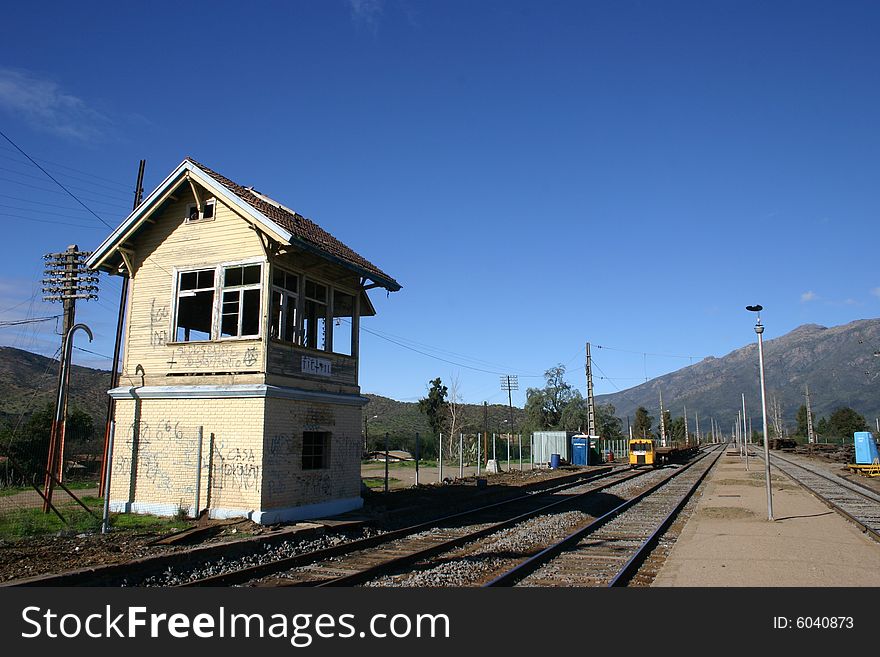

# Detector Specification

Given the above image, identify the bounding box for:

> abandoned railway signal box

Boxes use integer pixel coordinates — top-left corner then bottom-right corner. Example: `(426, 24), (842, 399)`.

(87, 158), (400, 523)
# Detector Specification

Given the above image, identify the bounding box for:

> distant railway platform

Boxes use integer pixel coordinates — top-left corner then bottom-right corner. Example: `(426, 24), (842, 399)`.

(651, 451), (880, 586)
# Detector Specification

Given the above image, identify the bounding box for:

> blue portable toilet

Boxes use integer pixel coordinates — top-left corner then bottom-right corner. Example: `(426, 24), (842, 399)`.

(853, 432), (880, 464)
(571, 436), (588, 466)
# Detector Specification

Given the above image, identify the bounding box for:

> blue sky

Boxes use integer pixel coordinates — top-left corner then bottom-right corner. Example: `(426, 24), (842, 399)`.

(0, 1), (878, 408)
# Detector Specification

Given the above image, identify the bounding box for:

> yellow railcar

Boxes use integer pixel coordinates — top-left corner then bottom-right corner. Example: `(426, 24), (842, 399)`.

(629, 439), (656, 467)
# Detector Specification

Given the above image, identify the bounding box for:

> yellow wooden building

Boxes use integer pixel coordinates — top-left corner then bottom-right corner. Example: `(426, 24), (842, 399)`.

(87, 158), (400, 523)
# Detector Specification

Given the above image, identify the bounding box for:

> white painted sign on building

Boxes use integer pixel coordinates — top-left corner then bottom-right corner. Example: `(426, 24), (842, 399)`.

(302, 355), (332, 377)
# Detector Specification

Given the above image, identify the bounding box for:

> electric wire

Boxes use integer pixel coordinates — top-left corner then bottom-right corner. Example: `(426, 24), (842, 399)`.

(0, 130), (117, 228)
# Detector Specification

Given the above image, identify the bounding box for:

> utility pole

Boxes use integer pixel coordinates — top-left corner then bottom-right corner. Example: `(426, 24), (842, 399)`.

(585, 342), (596, 437)
(483, 401), (489, 465)
(99, 159), (145, 497)
(41, 246), (98, 510)
(683, 404), (688, 446)
(695, 411), (701, 445)
(805, 385), (816, 445)
(659, 389), (667, 447)
(500, 375), (518, 455)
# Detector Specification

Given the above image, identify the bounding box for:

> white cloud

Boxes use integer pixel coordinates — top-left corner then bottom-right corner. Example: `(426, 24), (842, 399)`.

(0, 68), (111, 141)
(349, 0), (384, 32)
(800, 291), (817, 302)
(871, 287), (880, 298)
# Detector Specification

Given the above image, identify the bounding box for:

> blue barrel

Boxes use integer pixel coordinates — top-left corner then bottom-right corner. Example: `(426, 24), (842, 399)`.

(550, 453), (561, 469)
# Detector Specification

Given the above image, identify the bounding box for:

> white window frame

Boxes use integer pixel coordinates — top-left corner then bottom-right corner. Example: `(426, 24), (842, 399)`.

(185, 197), (216, 224)
(170, 258), (265, 343)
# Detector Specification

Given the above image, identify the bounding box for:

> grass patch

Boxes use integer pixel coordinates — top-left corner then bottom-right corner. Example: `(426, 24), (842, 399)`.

(362, 477), (401, 489)
(0, 507), (101, 540)
(0, 494), (192, 540)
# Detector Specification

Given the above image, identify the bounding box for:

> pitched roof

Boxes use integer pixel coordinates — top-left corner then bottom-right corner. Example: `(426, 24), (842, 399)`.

(185, 157), (400, 291)
(87, 158), (400, 292)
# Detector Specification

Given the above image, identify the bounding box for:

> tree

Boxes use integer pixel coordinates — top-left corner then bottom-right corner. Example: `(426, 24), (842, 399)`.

(656, 409), (673, 442)
(632, 406), (653, 439)
(668, 416), (686, 443)
(826, 407), (868, 440)
(418, 378), (448, 439)
(559, 392), (588, 432)
(595, 403), (624, 440)
(524, 364), (577, 431)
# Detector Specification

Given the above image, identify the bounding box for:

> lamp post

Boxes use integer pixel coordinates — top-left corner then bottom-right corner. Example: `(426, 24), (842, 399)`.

(747, 305), (774, 521)
(363, 414), (377, 454)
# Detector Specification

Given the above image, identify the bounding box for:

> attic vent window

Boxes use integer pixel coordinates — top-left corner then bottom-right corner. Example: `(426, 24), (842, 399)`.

(187, 198), (215, 223)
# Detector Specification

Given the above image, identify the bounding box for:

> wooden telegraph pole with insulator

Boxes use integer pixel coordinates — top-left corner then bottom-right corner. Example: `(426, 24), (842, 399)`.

(41, 245), (98, 511)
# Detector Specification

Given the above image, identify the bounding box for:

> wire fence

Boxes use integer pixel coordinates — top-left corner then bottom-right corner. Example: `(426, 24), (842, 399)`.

(0, 416), (104, 538)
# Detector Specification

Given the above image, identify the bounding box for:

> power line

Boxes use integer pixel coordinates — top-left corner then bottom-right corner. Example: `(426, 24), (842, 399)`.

(0, 164), (131, 202)
(0, 144), (131, 189)
(359, 323), (542, 377)
(0, 315), (61, 328)
(0, 211), (107, 229)
(595, 343), (710, 361)
(0, 175), (128, 212)
(0, 130), (116, 228)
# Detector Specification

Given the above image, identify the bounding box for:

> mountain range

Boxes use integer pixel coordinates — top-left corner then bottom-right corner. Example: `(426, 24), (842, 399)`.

(1, 317), (877, 438)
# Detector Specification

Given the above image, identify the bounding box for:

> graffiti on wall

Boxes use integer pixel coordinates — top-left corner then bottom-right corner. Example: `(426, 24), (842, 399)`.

(114, 418), (199, 498)
(149, 299), (169, 348)
(211, 440), (261, 494)
(166, 344), (259, 371)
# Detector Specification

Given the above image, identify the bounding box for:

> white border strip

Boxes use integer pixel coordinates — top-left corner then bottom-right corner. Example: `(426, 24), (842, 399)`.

(108, 383), (369, 407)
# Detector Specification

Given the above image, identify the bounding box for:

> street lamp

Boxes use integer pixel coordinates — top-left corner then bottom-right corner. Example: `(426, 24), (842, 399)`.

(746, 304), (774, 521)
(363, 414), (378, 453)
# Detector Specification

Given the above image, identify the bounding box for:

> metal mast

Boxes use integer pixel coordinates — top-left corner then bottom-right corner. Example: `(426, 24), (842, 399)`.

(585, 342), (596, 436)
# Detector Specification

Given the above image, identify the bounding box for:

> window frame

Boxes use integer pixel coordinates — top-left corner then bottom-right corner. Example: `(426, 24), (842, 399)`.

(302, 431), (330, 470)
(185, 197), (216, 224)
(269, 265), (359, 357)
(170, 258), (265, 344)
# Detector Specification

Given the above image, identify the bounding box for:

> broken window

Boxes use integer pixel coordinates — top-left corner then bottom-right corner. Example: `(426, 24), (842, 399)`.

(175, 269), (215, 342)
(270, 268), (299, 343)
(302, 431), (330, 470)
(302, 279), (328, 351)
(186, 198), (215, 222)
(220, 264), (262, 338)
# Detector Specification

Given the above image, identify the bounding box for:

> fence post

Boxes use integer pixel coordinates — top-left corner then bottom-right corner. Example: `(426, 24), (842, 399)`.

(205, 433), (215, 511)
(477, 433), (481, 476)
(384, 432), (390, 494)
(507, 434), (510, 471)
(519, 434), (522, 471)
(193, 426), (203, 519)
(459, 433), (464, 479)
(439, 433), (443, 483)
(493, 433), (496, 460)
(415, 432), (420, 487)
(101, 421), (115, 534)
(530, 434), (533, 470)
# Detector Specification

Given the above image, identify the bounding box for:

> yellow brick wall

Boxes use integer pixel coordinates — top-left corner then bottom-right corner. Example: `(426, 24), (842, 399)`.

(261, 397), (362, 509)
(110, 397), (265, 516)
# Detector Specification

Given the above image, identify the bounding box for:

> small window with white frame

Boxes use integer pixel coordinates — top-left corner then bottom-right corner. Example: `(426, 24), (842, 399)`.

(186, 197), (216, 223)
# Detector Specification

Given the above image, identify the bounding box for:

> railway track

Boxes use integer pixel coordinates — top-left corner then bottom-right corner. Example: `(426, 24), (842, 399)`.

(180, 466), (645, 587)
(484, 444), (724, 587)
(237, 446), (720, 588)
(761, 451), (880, 541)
